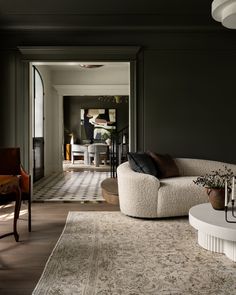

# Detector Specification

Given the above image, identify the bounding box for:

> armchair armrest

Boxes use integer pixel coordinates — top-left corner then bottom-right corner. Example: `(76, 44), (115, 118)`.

(117, 162), (160, 218)
(20, 166), (30, 193)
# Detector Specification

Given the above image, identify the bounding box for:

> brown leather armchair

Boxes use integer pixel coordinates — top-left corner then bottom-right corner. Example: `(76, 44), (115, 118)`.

(0, 147), (31, 232)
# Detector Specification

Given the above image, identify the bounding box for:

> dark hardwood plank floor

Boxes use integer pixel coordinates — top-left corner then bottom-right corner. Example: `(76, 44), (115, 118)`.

(0, 201), (119, 295)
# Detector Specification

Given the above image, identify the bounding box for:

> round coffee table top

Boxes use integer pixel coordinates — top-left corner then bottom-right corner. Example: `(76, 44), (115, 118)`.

(189, 203), (236, 241)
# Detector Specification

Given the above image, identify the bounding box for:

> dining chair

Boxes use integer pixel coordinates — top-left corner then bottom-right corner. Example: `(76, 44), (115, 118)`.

(71, 144), (89, 165)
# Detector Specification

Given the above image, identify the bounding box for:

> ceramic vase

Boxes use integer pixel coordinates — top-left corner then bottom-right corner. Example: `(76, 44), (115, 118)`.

(206, 188), (225, 210)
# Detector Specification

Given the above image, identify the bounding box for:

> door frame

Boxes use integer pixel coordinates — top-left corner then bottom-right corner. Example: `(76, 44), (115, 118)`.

(32, 66), (45, 181)
(18, 46), (141, 176)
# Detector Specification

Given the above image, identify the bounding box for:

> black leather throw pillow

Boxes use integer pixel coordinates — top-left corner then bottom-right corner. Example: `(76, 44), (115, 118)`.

(127, 152), (158, 177)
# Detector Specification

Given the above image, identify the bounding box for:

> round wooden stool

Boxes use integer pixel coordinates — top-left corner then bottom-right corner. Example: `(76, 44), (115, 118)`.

(101, 177), (119, 205)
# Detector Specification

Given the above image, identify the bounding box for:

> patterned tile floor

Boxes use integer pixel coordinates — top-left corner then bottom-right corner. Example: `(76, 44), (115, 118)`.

(33, 170), (110, 202)
(63, 160), (111, 172)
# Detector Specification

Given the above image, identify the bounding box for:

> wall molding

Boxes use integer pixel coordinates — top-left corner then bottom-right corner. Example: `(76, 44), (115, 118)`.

(18, 46), (141, 61)
(53, 84), (129, 96)
(2, 14), (221, 33)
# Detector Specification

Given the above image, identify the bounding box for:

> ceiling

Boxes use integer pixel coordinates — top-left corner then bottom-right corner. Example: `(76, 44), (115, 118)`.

(34, 62), (129, 71)
(34, 62), (129, 73)
(0, 0), (220, 31)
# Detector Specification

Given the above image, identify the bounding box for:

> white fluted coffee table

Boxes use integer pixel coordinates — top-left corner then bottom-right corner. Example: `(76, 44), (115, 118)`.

(189, 203), (236, 262)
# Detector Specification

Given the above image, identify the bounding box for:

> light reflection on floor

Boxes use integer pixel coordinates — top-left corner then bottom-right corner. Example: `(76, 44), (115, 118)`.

(0, 203), (27, 221)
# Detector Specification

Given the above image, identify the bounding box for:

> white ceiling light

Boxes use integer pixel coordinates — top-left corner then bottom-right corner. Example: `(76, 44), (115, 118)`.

(79, 64), (104, 68)
(212, 0), (236, 28)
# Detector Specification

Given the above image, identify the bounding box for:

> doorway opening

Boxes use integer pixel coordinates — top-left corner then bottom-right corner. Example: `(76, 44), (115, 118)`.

(30, 61), (130, 181)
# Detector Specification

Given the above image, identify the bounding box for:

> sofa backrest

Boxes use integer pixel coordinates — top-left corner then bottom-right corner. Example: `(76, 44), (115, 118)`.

(175, 158), (236, 176)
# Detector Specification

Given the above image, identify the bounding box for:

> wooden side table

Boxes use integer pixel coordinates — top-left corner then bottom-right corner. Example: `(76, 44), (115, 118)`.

(0, 175), (22, 242)
(101, 177), (119, 205)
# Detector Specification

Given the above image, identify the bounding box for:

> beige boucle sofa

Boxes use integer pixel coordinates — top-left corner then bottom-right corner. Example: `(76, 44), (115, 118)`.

(117, 158), (236, 218)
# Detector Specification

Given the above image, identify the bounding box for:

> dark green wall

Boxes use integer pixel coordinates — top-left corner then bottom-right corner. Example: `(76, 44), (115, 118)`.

(0, 50), (29, 167)
(0, 51), (16, 146)
(1, 29), (236, 164)
(63, 96), (129, 143)
(144, 50), (236, 162)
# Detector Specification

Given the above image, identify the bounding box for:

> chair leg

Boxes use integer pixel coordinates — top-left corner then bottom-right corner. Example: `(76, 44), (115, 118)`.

(84, 151), (89, 165)
(13, 188), (21, 242)
(28, 200), (31, 232)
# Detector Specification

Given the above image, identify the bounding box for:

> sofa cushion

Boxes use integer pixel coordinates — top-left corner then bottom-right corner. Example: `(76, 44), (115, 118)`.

(147, 151), (180, 178)
(157, 176), (208, 217)
(127, 152), (158, 177)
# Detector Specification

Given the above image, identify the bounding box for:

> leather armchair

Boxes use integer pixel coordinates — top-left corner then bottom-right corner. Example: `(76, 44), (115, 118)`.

(0, 147), (31, 232)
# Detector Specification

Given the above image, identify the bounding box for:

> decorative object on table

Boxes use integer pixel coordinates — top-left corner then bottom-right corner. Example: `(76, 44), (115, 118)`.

(193, 166), (234, 210)
(206, 188), (225, 210)
(224, 176), (236, 223)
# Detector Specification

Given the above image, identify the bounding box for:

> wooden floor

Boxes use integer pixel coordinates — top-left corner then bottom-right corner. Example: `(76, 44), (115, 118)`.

(0, 201), (120, 295)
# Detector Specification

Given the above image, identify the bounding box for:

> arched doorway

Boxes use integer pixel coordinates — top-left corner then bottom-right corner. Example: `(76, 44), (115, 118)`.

(32, 66), (44, 181)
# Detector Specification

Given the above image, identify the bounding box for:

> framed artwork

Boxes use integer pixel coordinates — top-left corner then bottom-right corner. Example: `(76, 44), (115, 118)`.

(81, 109), (116, 143)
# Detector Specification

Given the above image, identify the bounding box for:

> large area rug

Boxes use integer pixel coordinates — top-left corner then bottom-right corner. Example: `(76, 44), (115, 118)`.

(33, 171), (109, 202)
(33, 212), (236, 295)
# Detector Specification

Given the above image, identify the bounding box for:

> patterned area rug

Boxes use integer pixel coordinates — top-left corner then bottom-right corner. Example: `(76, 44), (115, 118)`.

(33, 171), (110, 202)
(33, 212), (236, 295)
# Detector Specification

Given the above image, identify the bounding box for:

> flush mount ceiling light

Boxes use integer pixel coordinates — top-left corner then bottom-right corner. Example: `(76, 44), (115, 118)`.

(212, 0), (236, 28)
(79, 64), (104, 68)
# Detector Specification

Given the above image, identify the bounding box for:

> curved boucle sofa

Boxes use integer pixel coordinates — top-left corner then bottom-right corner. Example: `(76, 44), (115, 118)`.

(117, 158), (236, 218)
